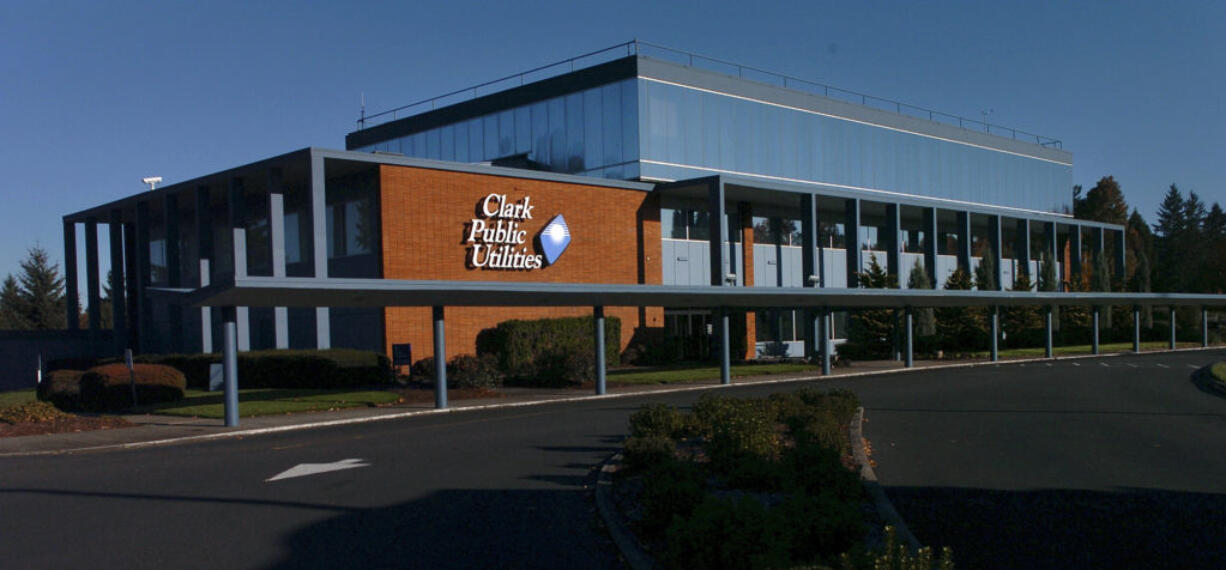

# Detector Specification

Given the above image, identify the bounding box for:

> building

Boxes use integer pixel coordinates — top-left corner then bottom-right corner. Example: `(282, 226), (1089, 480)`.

(62, 41), (1125, 362)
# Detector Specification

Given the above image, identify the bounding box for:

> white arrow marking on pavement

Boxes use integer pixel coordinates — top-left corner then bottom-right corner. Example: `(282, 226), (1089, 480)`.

(1156, 363), (1169, 368)
(1072, 362), (1080, 367)
(1128, 364), (1138, 368)
(1100, 362), (1110, 367)
(266, 458), (370, 482)
(1187, 364), (1199, 369)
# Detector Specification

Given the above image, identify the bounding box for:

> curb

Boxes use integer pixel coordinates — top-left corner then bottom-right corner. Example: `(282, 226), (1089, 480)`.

(594, 453), (654, 570)
(4, 346), (1221, 457)
(851, 406), (921, 551)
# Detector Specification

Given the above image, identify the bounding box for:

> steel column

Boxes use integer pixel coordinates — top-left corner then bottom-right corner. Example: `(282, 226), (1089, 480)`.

(1092, 306), (1100, 355)
(1045, 306), (1054, 358)
(904, 307), (914, 368)
(1203, 308), (1209, 348)
(990, 306), (999, 362)
(594, 306), (606, 395)
(63, 220), (78, 330)
(1016, 219), (1031, 280)
(719, 309), (731, 385)
(801, 194), (821, 358)
(989, 215), (1002, 290)
(1169, 307), (1177, 349)
(1069, 225), (1082, 282)
(1133, 305), (1141, 353)
(433, 305), (447, 409)
(819, 309), (831, 376)
(885, 203), (901, 284)
(222, 306), (239, 427)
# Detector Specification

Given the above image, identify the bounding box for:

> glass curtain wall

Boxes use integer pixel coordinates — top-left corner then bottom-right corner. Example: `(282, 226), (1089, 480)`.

(638, 80), (1072, 213)
(358, 79), (640, 181)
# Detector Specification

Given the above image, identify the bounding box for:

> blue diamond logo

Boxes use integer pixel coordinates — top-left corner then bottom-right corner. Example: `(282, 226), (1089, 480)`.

(539, 214), (571, 265)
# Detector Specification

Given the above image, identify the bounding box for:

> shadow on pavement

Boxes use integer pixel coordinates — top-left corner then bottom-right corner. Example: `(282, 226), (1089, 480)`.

(885, 485), (1226, 569)
(266, 488), (624, 569)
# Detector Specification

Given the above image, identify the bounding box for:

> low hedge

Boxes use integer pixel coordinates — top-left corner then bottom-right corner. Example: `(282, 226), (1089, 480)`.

(409, 354), (503, 389)
(40, 364), (185, 412)
(476, 316), (620, 387)
(79, 363), (186, 412)
(54, 349), (392, 390)
(38, 369), (85, 410)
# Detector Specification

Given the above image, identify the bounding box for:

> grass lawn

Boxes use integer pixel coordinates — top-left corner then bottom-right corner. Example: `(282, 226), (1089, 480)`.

(1211, 361), (1226, 385)
(607, 362), (817, 385)
(0, 389), (37, 408)
(145, 389), (403, 419)
(978, 340), (1202, 359)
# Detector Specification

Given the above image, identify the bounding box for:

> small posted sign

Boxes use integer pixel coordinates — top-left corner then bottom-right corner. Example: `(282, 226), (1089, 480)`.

(392, 343), (413, 367)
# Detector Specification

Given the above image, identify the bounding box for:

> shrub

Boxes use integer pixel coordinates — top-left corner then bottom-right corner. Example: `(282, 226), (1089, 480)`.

(534, 348), (596, 387)
(410, 357), (436, 382)
(621, 327), (679, 365)
(638, 460), (707, 534)
(38, 369), (84, 410)
(0, 401), (69, 424)
(663, 495), (790, 570)
(124, 349), (391, 390)
(622, 435), (675, 471)
(628, 403), (691, 440)
(693, 395), (781, 486)
(476, 315), (620, 385)
(447, 354), (502, 389)
(79, 363), (186, 412)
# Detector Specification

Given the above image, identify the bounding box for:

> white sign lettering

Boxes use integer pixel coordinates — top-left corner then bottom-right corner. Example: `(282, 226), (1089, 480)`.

(466, 193), (546, 270)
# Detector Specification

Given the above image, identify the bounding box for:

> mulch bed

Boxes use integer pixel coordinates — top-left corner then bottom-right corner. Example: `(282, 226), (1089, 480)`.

(0, 416), (135, 438)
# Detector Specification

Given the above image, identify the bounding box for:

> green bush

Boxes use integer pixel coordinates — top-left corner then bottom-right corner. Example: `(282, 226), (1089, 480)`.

(663, 495), (791, 570)
(116, 349), (391, 390)
(476, 315), (620, 386)
(38, 369), (84, 410)
(410, 356), (436, 381)
(622, 435), (675, 471)
(628, 403), (691, 440)
(78, 363), (186, 412)
(692, 395), (781, 480)
(446, 354), (502, 389)
(621, 326), (679, 365)
(638, 460), (707, 534)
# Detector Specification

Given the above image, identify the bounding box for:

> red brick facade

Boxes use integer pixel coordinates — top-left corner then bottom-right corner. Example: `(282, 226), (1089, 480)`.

(379, 164), (663, 360)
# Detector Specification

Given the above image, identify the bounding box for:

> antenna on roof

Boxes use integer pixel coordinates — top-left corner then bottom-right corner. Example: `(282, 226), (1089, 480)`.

(359, 92), (366, 129)
(141, 176), (162, 191)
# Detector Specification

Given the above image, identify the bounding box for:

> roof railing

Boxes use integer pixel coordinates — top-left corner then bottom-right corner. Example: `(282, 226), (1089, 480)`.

(357, 39), (1062, 149)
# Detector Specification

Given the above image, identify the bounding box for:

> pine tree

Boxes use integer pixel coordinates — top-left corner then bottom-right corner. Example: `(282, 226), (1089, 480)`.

(848, 254), (895, 356)
(935, 268), (984, 351)
(0, 276), (29, 329)
(974, 248), (997, 291)
(906, 258), (936, 336)
(1153, 185), (1189, 293)
(1003, 272), (1041, 346)
(15, 246), (66, 329)
(1037, 252), (1057, 292)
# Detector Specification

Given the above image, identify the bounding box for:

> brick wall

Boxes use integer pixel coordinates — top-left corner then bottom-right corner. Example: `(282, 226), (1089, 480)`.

(379, 165), (663, 360)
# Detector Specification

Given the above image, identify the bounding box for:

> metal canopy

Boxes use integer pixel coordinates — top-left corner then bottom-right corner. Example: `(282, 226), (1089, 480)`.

(162, 277), (1226, 310)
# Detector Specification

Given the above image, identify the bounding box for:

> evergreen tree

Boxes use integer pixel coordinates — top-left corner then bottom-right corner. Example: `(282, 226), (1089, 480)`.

(906, 258), (936, 336)
(1076, 176), (1129, 225)
(848, 254), (895, 356)
(974, 248), (997, 291)
(935, 267), (984, 351)
(1037, 252), (1057, 292)
(1153, 185), (1190, 292)
(1003, 272), (1042, 346)
(0, 276), (29, 330)
(14, 246), (66, 329)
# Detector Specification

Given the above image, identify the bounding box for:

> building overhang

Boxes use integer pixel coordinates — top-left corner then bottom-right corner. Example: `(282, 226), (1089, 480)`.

(158, 276), (1226, 310)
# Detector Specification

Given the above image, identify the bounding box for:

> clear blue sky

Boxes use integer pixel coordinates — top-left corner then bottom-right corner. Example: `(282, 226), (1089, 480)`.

(2, 0), (1223, 285)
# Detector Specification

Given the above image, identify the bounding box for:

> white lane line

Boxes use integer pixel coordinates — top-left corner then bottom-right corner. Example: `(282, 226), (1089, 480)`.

(1156, 363), (1170, 368)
